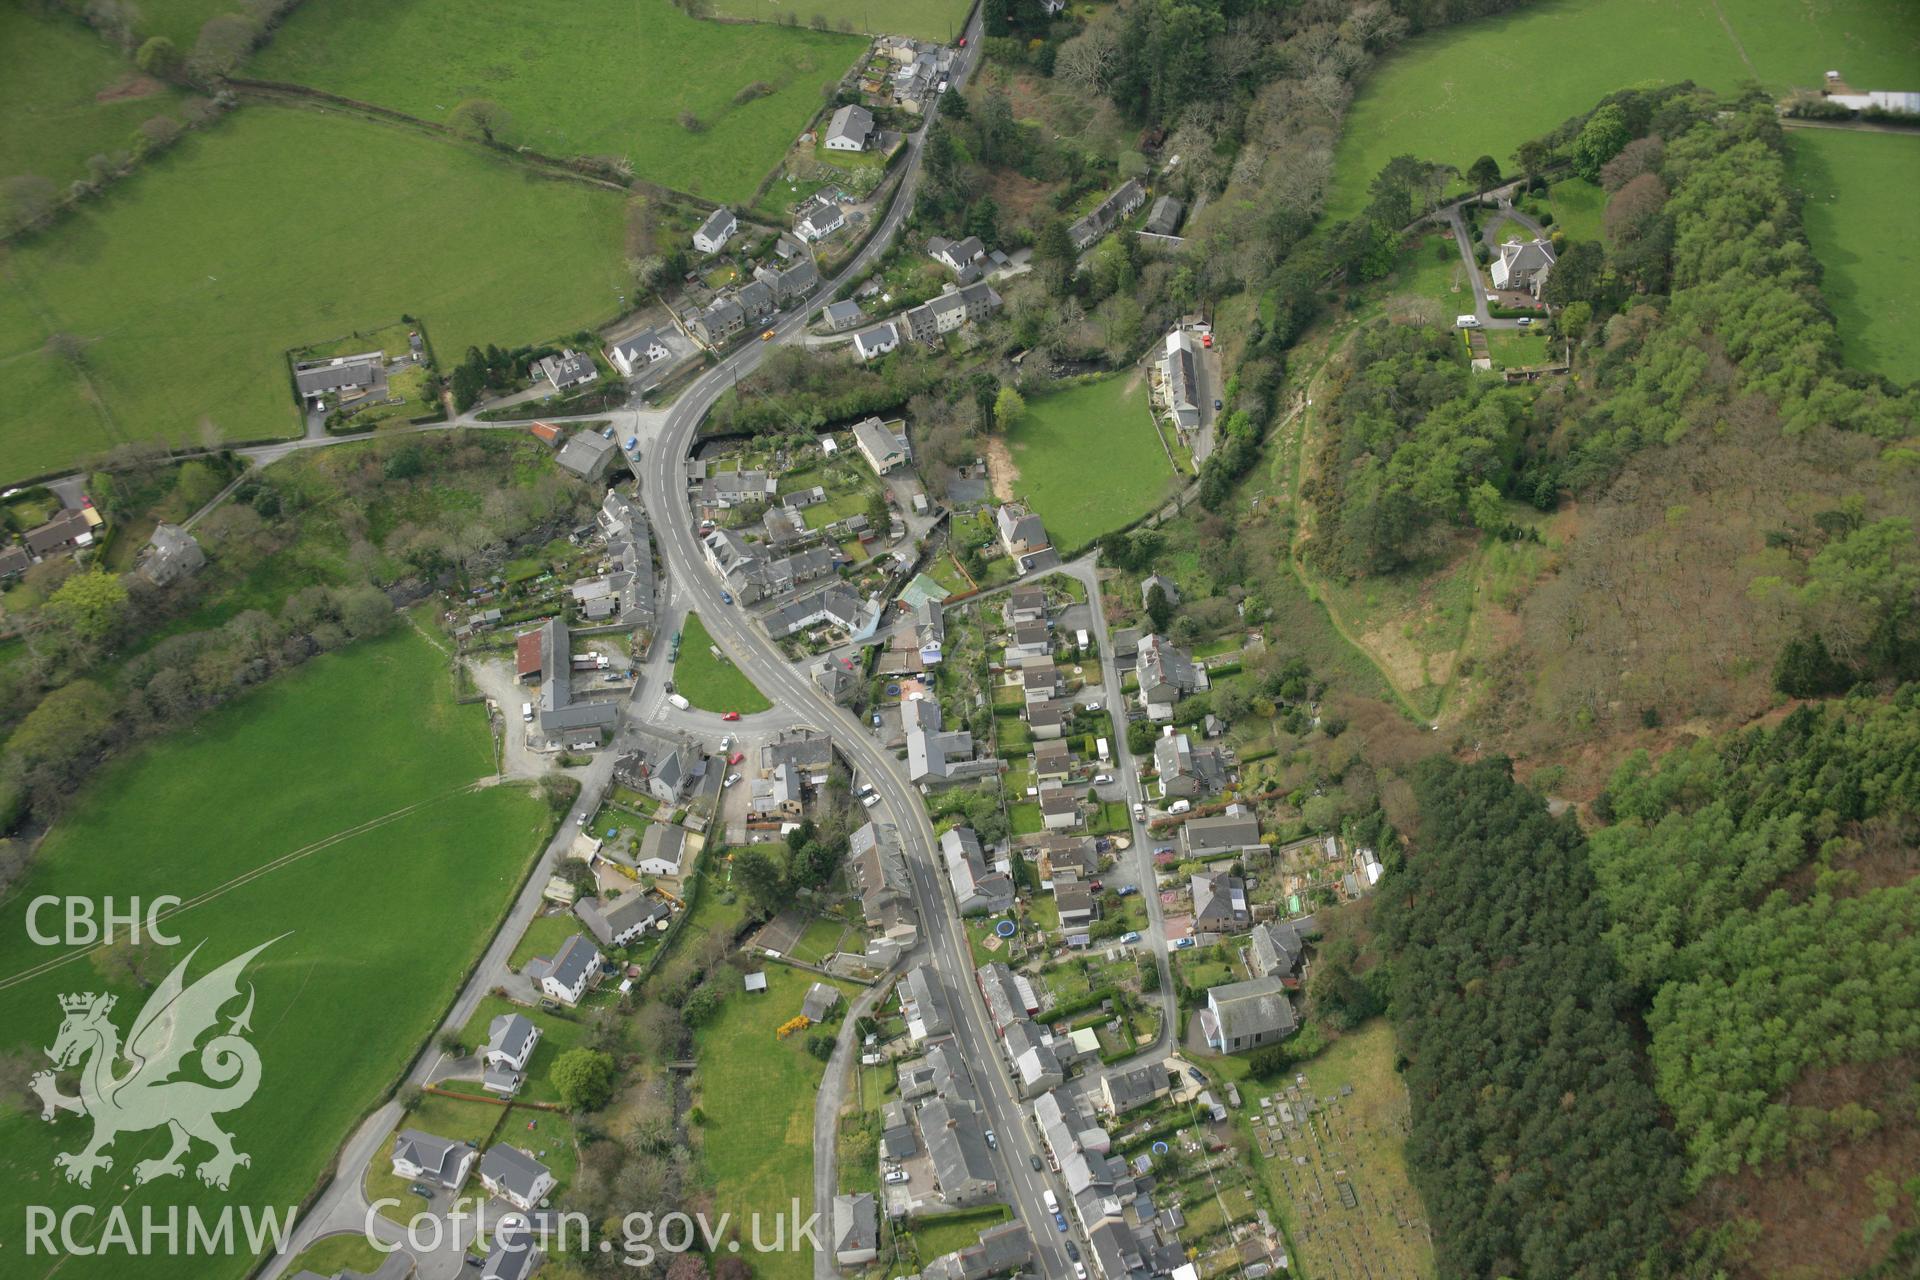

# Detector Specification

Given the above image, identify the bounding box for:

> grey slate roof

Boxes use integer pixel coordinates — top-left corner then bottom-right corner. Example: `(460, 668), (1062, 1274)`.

(478, 1144), (552, 1205)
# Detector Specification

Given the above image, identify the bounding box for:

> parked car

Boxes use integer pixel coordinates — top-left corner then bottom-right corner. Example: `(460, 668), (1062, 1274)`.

(1133, 801), (1147, 819)
(719, 590), (734, 605)
(1154, 847), (1174, 857)
(1516, 316), (1534, 326)
(885, 1170), (909, 1185)
(1065, 1241), (1081, 1263)
(984, 1129), (996, 1149)
(575, 812), (588, 826)
(1121, 931), (1141, 944)
(1213, 399), (1223, 411)
(1093, 773), (1113, 784)
(1053, 1213), (1068, 1233)
(409, 1183), (435, 1200)
(1167, 799), (1192, 815)
(1455, 314), (1482, 328)
(722, 711), (741, 721)
(724, 773), (740, 788)
(1174, 937), (1196, 950)
(667, 693), (691, 711)
(1118, 884), (1139, 896)
(1187, 1067), (1207, 1086)
(728, 751), (744, 765)
(1030, 1154), (1043, 1171)
(862, 793), (881, 808)
(521, 701), (534, 722)
(1075, 1265), (1088, 1280)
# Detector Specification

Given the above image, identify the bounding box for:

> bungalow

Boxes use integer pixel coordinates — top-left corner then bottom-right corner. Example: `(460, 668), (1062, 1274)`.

(1160, 330), (1201, 430)
(797, 203), (847, 242)
(1490, 237), (1556, 296)
(943, 826), (1013, 915)
(293, 351), (384, 408)
(802, 981), (841, 1023)
(537, 349), (599, 393)
(823, 103), (875, 151)
(636, 824), (690, 878)
(530, 933), (602, 1006)
(1200, 976), (1295, 1053)
(1136, 633), (1199, 720)
(609, 330), (670, 377)
(478, 1145), (556, 1212)
(833, 1193), (879, 1267)
(554, 430), (620, 484)
(852, 320), (901, 362)
(823, 298), (866, 332)
(24, 508), (97, 559)
(0, 544), (32, 580)
(852, 415), (911, 474)
(693, 205), (738, 255)
(390, 1130), (477, 1191)
(1191, 872), (1250, 933)
(575, 890), (669, 948)
(1181, 811), (1261, 859)
(1039, 786), (1080, 832)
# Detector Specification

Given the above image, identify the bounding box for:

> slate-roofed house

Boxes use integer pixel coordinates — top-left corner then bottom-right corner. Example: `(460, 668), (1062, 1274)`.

(758, 256), (820, 306)
(1022, 658), (1060, 706)
(1055, 878), (1096, 927)
(690, 295), (747, 346)
(852, 320), (901, 361)
(694, 205), (738, 255)
(915, 599), (946, 665)
(849, 821), (916, 949)
(636, 823), (690, 877)
(1026, 698), (1069, 740)
(293, 351), (384, 407)
(609, 330), (671, 377)
(1101, 1062), (1170, 1115)
(1110, 626), (1142, 660)
(904, 280), (1003, 341)
(479, 1145), (556, 1212)
(1247, 917), (1312, 979)
(1490, 237), (1556, 296)
(575, 890), (669, 948)
(1005, 1018), (1064, 1097)
(905, 695), (977, 784)
(1190, 871), (1250, 933)
(748, 762), (802, 820)
(1200, 975), (1295, 1053)
(137, 523), (206, 587)
(1141, 572), (1180, 607)
(797, 203), (847, 242)
(923, 1221), (1034, 1280)
(977, 961), (1029, 1035)
(824, 103), (874, 151)
(1153, 729), (1226, 799)
(555, 430), (620, 483)
(929, 234), (987, 281)
(1034, 737), (1073, 784)
(995, 504), (1052, 571)
(1008, 617), (1051, 660)
(531, 615), (620, 742)
(532, 933), (602, 1005)
(538, 348), (599, 392)
(617, 727), (704, 805)
(762, 727), (835, 779)
(480, 1219), (541, 1280)
(1144, 194), (1184, 237)
(700, 469), (777, 510)
(882, 1099), (918, 1159)
(802, 981), (841, 1023)
(823, 298), (867, 331)
(481, 1012), (542, 1095)
(833, 1192), (879, 1267)
(903, 962), (954, 1041)
(0, 544), (30, 580)
(852, 416), (911, 474)
(944, 826), (1013, 915)
(1181, 811), (1262, 858)
(921, 1096), (999, 1205)
(391, 1129), (477, 1190)
(1068, 179), (1146, 252)
(1027, 832), (1098, 882)
(1136, 633), (1199, 719)
(766, 581), (865, 637)
(1161, 330), (1201, 429)
(1005, 583), (1047, 625)
(1040, 786), (1080, 831)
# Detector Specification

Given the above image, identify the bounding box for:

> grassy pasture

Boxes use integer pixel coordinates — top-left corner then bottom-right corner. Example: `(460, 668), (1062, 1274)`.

(709, 0), (972, 43)
(0, 626), (549, 1280)
(1327, 0), (1920, 218)
(1787, 128), (1920, 386)
(1004, 372), (1176, 553)
(674, 612), (773, 713)
(0, 6), (185, 192)
(251, 0), (865, 203)
(0, 107), (624, 481)
(689, 963), (855, 1280)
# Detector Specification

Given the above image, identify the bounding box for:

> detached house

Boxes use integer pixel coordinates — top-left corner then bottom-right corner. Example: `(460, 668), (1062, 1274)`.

(481, 1013), (541, 1095)
(537, 349), (598, 393)
(479, 1145), (556, 1213)
(1200, 976), (1295, 1054)
(391, 1130), (477, 1191)
(853, 320), (901, 362)
(609, 330), (670, 377)
(823, 103), (874, 151)
(833, 1193), (879, 1268)
(852, 416), (911, 474)
(1190, 872), (1250, 933)
(1161, 330), (1201, 429)
(575, 890), (669, 949)
(1136, 633), (1199, 720)
(995, 505), (1054, 574)
(1490, 237), (1556, 296)
(694, 206), (738, 255)
(1153, 729), (1227, 799)
(529, 933), (602, 1006)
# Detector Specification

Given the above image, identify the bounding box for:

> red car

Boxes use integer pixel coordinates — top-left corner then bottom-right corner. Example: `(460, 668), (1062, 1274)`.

(722, 712), (741, 722)
(728, 751), (744, 765)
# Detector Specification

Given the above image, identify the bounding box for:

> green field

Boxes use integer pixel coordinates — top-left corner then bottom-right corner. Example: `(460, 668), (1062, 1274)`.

(252, 0), (865, 202)
(1788, 128), (1920, 386)
(1327, 0), (1920, 217)
(0, 106), (624, 480)
(710, 0), (971, 42)
(136, 0), (250, 49)
(0, 6), (185, 193)
(674, 612), (773, 713)
(1546, 177), (1605, 243)
(0, 627), (549, 1280)
(1005, 372), (1177, 552)
(690, 964), (853, 1280)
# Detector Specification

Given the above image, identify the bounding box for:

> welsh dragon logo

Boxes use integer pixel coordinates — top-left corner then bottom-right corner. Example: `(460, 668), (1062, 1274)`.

(30, 937), (280, 1191)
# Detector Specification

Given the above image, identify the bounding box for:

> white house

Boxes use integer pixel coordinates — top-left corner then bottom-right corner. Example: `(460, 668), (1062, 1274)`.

(608, 331), (670, 377)
(391, 1130), (477, 1191)
(852, 416), (910, 474)
(823, 104), (874, 152)
(479, 1145), (556, 1212)
(532, 933), (602, 1006)
(852, 321), (901, 362)
(694, 206), (738, 255)
(797, 204), (846, 243)
(1489, 237), (1556, 296)
(481, 1012), (542, 1096)
(636, 823), (689, 878)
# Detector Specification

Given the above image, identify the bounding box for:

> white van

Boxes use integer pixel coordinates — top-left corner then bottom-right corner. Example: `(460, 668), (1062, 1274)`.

(1455, 314), (1481, 329)
(1043, 1189), (1059, 1214)
(521, 701), (533, 722)
(1167, 799), (1192, 815)
(667, 693), (691, 711)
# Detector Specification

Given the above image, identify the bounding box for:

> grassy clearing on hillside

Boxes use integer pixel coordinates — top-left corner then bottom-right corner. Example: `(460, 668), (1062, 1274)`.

(1005, 373), (1176, 552)
(1327, 0), (1920, 217)
(709, 0), (971, 43)
(690, 964), (854, 1280)
(1787, 128), (1920, 386)
(1546, 177), (1605, 243)
(674, 612), (773, 713)
(0, 107), (624, 480)
(0, 627), (549, 1280)
(0, 6), (185, 191)
(252, 0), (864, 203)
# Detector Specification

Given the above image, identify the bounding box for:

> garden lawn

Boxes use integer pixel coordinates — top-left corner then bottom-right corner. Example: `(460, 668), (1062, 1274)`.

(457, 994), (598, 1107)
(910, 1206), (1013, 1259)
(1547, 178), (1606, 244)
(509, 911), (587, 969)
(0, 626), (550, 1280)
(366, 1093), (507, 1222)
(691, 965), (855, 1280)
(1787, 128), (1920, 386)
(709, 0), (972, 43)
(0, 6), (185, 192)
(0, 106), (625, 479)
(1005, 373), (1176, 552)
(1327, 0), (1920, 217)
(251, 0), (865, 203)
(674, 612), (773, 713)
